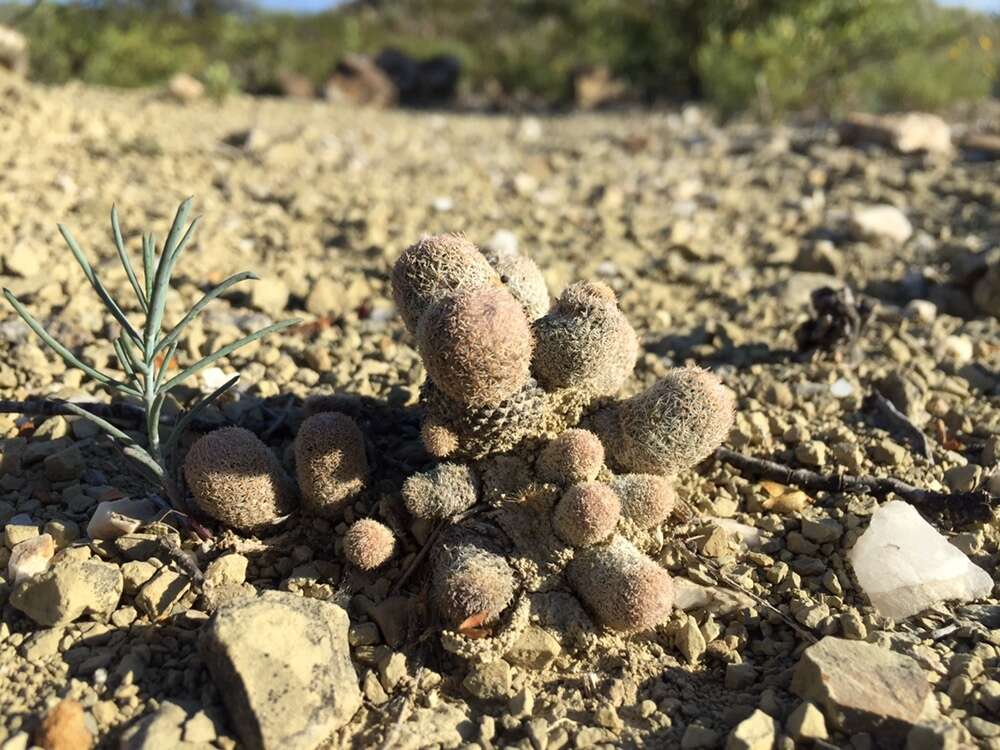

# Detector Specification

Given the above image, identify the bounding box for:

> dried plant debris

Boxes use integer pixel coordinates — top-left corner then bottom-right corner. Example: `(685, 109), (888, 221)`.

(2, 84), (1000, 750)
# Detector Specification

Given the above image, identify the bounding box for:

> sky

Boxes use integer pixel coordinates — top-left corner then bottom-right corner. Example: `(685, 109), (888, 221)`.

(257, 0), (1000, 12)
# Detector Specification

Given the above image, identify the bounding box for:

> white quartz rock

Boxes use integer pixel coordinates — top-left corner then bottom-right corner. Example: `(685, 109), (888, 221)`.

(8, 533), (55, 583)
(849, 501), (992, 620)
(87, 498), (160, 540)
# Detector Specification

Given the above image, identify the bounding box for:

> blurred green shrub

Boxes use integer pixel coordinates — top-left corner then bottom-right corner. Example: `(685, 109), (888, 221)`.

(697, 0), (997, 117)
(10, 0), (1000, 114)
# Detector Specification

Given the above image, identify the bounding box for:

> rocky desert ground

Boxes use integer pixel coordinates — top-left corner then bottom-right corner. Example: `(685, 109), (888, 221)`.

(1, 70), (1000, 750)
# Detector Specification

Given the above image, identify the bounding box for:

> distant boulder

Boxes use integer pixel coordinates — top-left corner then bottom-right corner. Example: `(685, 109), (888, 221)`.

(325, 53), (396, 108)
(839, 112), (953, 155)
(375, 48), (461, 106)
(277, 71), (315, 99)
(0, 26), (28, 77)
(166, 72), (205, 103)
(573, 66), (629, 110)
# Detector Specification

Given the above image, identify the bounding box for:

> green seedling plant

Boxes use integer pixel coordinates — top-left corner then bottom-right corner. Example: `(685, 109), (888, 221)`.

(3, 198), (299, 509)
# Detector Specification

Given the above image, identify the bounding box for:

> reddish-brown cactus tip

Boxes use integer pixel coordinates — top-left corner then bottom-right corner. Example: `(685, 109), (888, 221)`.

(183, 426), (296, 533)
(343, 519), (396, 570)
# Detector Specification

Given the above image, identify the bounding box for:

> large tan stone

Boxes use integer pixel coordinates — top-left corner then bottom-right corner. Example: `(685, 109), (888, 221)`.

(201, 591), (361, 750)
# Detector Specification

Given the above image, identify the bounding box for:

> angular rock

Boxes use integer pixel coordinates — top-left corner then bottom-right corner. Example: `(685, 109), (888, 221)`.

(87, 498), (159, 540)
(850, 205), (912, 245)
(119, 702), (205, 750)
(726, 709), (777, 750)
(786, 701), (828, 742)
(791, 637), (933, 740)
(849, 501), (992, 620)
(10, 558), (122, 626)
(43, 445), (84, 482)
(505, 625), (562, 670)
(204, 554), (248, 587)
(136, 568), (191, 620)
(4, 513), (38, 548)
(463, 660), (511, 701)
(8, 533), (54, 583)
(201, 591), (360, 750)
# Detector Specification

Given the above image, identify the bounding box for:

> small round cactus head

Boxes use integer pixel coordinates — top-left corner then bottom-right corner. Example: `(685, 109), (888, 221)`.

(537, 429), (605, 485)
(567, 535), (674, 632)
(403, 462), (479, 520)
(343, 519), (396, 570)
(602, 367), (735, 475)
(417, 286), (533, 408)
(481, 246), (550, 321)
(552, 481), (621, 547)
(433, 538), (516, 628)
(532, 281), (638, 398)
(391, 233), (501, 334)
(421, 419), (459, 458)
(559, 280), (618, 309)
(610, 474), (676, 529)
(294, 412), (368, 517)
(184, 427), (296, 532)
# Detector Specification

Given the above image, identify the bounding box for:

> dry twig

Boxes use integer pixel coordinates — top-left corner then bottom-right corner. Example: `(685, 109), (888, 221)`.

(715, 447), (995, 524)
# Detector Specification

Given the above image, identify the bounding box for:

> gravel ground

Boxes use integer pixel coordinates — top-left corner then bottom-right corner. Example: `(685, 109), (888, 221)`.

(1, 72), (1000, 749)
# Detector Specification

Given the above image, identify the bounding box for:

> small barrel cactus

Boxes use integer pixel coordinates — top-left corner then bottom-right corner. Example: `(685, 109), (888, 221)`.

(552, 482), (621, 547)
(403, 462), (479, 520)
(391, 233), (501, 334)
(536, 428), (605, 485)
(567, 535), (674, 632)
(184, 427), (296, 532)
(481, 245), (550, 321)
(610, 474), (676, 529)
(343, 519), (396, 570)
(433, 537), (516, 628)
(294, 412), (368, 517)
(592, 367), (735, 476)
(532, 281), (638, 399)
(417, 286), (534, 408)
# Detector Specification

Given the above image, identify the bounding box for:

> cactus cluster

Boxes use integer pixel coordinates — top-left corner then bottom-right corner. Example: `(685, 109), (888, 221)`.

(183, 411), (371, 533)
(179, 231), (736, 647)
(390, 233), (736, 635)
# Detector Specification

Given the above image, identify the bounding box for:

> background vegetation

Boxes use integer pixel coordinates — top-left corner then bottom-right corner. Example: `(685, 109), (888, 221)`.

(3, 0), (998, 116)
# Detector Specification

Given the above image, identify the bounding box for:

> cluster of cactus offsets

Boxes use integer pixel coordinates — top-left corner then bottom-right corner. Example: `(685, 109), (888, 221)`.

(184, 411), (370, 531)
(183, 427), (297, 532)
(392, 233), (737, 634)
